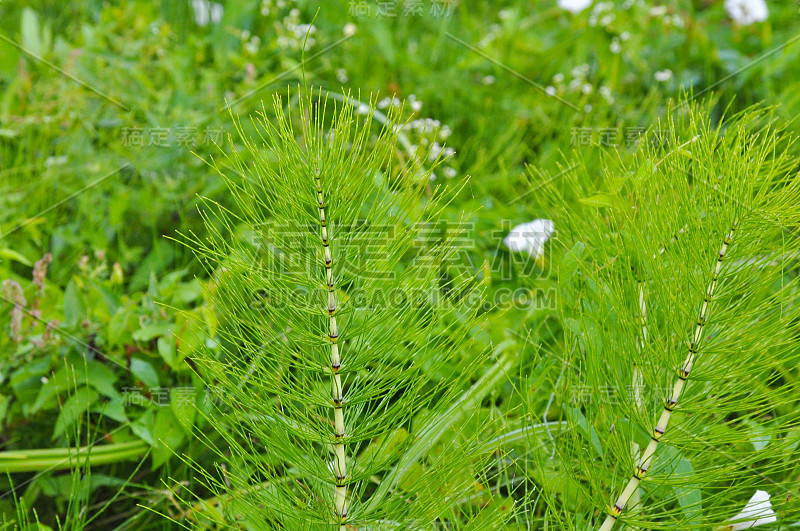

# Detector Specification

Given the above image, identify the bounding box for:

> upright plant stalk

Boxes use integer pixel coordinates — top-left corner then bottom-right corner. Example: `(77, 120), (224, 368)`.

(629, 225), (681, 519)
(185, 93), (503, 527)
(631, 278), (648, 411)
(627, 278), (648, 519)
(314, 165), (348, 528)
(599, 222), (737, 531)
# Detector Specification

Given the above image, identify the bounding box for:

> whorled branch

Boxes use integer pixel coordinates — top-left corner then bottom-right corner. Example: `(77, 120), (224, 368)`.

(599, 222), (737, 531)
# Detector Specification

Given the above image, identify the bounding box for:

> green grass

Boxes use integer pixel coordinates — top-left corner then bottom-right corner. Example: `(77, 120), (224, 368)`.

(1, 1), (800, 529)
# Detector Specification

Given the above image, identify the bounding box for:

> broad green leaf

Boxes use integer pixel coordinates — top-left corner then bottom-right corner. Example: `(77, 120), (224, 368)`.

(133, 322), (172, 342)
(157, 334), (179, 371)
(108, 308), (132, 347)
(21, 8), (43, 56)
(131, 410), (155, 445)
(666, 447), (703, 529)
(578, 193), (626, 210)
(92, 397), (129, 423)
(0, 248), (32, 266)
(90, 280), (121, 314)
(170, 386), (196, 435)
(361, 428), (409, 466)
(0, 394), (8, 423)
(173, 279), (204, 303)
(564, 406), (603, 458)
(559, 241), (585, 283)
(63, 279), (85, 328)
(87, 361), (120, 400)
(53, 387), (99, 440)
(744, 419), (771, 452)
(152, 408), (186, 468)
(129, 358), (159, 388)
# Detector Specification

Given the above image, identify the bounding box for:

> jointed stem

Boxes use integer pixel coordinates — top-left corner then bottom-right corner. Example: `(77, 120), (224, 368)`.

(628, 279), (648, 521)
(599, 223), (737, 531)
(315, 166), (348, 529)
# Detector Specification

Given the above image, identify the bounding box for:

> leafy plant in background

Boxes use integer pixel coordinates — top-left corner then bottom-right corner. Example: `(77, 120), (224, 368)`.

(523, 102), (800, 529)
(177, 91), (516, 529)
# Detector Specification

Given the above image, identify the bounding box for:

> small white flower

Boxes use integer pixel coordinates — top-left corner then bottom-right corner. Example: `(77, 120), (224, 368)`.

(584, 103), (592, 113)
(295, 23), (316, 37)
(336, 68), (348, 83)
(610, 38), (621, 53)
(45, 155), (68, 167)
(620, 31), (630, 41)
(571, 63), (589, 78)
(654, 69), (673, 82)
(649, 5), (668, 16)
(244, 39), (259, 54)
(343, 22), (357, 36)
(581, 83), (593, 94)
(724, 0), (768, 25)
(552, 72), (565, 83)
(670, 14), (685, 27)
(482, 75), (496, 85)
(503, 219), (555, 259)
(499, 9), (514, 20)
(546, 85), (556, 96)
(210, 2), (223, 23)
(558, 0), (593, 14)
(443, 167), (457, 178)
(722, 490), (777, 531)
(192, 0), (224, 26)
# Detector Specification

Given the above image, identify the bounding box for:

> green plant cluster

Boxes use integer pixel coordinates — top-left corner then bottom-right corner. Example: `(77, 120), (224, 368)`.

(1, 1), (799, 529)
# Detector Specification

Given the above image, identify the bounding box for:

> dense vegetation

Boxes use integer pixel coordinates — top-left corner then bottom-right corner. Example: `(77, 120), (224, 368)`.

(1, 1), (799, 529)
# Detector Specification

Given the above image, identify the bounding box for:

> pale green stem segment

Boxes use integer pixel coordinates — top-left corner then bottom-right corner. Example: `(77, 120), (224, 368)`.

(654, 226), (686, 259)
(628, 280), (648, 521)
(315, 167), (348, 529)
(599, 223), (737, 531)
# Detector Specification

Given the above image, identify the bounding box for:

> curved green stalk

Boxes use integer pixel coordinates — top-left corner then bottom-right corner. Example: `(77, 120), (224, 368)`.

(366, 339), (518, 513)
(0, 440), (148, 473)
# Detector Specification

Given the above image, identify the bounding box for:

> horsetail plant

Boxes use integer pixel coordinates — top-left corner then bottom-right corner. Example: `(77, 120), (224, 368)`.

(524, 102), (800, 529)
(178, 90), (515, 528)
(600, 224), (738, 531)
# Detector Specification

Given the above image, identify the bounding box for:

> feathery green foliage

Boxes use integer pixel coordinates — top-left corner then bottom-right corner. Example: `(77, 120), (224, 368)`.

(179, 91), (508, 529)
(525, 102), (800, 529)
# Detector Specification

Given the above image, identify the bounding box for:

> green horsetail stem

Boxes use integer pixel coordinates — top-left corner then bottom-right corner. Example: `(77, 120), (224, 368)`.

(655, 225), (687, 258)
(599, 222), (737, 531)
(628, 278), (648, 520)
(632, 278), (648, 410)
(315, 166), (348, 529)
